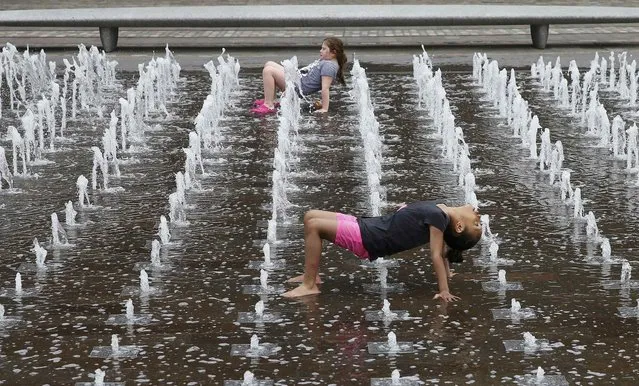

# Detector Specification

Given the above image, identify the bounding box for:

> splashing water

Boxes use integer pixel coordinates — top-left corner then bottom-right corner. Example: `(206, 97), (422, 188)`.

(168, 192), (186, 224)
(498, 270), (507, 285)
(125, 299), (134, 320)
(260, 269), (268, 290)
(103, 111), (121, 178)
(489, 242), (499, 261)
(585, 211), (600, 241)
(267, 219), (277, 244)
(249, 335), (260, 351)
(573, 188), (584, 219)
(32, 238), (47, 268)
(262, 243), (271, 266)
(627, 124), (638, 170)
(94, 369), (105, 385)
(0, 304), (4, 321)
(175, 172), (186, 204)
(51, 213), (68, 245)
(621, 261), (632, 284)
(387, 332), (399, 351)
(21, 109), (39, 164)
(0, 147), (13, 190)
(560, 170), (573, 201)
(183, 148), (198, 187)
(379, 266), (389, 288)
(150, 240), (161, 267)
(242, 371), (255, 386)
(76, 175), (91, 207)
(8, 126), (27, 176)
(511, 298), (522, 314)
(523, 332), (537, 348)
(158, 215), (170, 244)
(111, 334), (119, 353)
(64, 200), (77, 226)
(480, 214), (494, 241)
(350, 59), (385, 216)
(382, 299), (397, 320)
(188, 131), (204, 174)
(601, 238), (612, 261)
(391, 369), (401, 385)
(536, 367), (545, 381)
(271, 170), (290, 220)
(139, 269), (150, 293)
(464, 172), (478, 207)
(91, 146), (108, 190)
(254, 300), (264, 318)
(15, 273), (22, 294)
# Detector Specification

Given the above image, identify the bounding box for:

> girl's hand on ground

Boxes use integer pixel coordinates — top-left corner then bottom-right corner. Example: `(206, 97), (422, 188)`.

(448, 270), (457, 278)
(433, 291), (460, 302)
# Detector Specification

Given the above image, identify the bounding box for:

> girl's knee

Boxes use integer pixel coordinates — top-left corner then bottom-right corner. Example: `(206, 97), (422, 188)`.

(304, 210), (319, 226)
(304, 217), (319, 234)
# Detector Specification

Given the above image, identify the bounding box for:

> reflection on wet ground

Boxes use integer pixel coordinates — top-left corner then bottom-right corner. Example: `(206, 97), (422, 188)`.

(1, 54), (639, 384)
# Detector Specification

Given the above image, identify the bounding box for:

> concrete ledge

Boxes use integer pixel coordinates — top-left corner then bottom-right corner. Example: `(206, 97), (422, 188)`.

(2, 5), (639, 27)
(2, 5), (639, 50)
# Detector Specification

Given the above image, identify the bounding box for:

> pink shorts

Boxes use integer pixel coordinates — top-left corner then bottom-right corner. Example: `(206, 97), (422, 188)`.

(334, 213), (370, 260)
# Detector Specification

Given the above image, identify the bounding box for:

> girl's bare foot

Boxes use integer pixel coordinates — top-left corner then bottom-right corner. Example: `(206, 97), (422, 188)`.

(286, 274), (322, 284)
(282, 284), (321, 298)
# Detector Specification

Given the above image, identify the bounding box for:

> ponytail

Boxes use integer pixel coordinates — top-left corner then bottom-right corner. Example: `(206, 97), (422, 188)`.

(443, 223), (481, 264)
(323, 37), (347, 85)
(445, 248), (464, 264)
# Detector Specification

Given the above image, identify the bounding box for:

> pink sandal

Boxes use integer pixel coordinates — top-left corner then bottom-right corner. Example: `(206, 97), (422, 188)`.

(253, 99), (280, 108)
(250, 103), (278, 115)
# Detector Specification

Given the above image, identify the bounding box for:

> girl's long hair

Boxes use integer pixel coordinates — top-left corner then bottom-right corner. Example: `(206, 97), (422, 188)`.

(443, 225), (481, 264)
(324, 37), (347, 85)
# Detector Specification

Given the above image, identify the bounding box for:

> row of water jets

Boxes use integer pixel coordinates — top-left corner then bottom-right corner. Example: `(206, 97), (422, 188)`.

(0, 43), (117, 120)
(239, 58), (414, 384)
(532, 52), (639, 184)
(0, 43), (215, 385)
(75, 45), (184, 384)
(233, 56), (302, 384)
(530, 53), (639, 315)
(414, 48), (552, 382)
(472, 49), (639, 382)
(0, 43), (124, 385)
(349, 59), (417, 383)
(528, 53), (638, 271)
(475, 50), (577, 378)
(414, 46), (478, 208)
(88, 47), (243, 383)
(415, 47), (560, 382)
(350, 59), (386, 216)
(0, 44), (118, 186)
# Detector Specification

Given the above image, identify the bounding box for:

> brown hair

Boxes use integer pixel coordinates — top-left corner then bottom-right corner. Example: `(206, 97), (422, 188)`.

(323, 37), (347, 85)
(443, 224), (481, 264)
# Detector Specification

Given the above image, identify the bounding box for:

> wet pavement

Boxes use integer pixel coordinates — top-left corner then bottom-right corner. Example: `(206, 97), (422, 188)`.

(0, 44), (639, 384)
(1, 1), (639, 385)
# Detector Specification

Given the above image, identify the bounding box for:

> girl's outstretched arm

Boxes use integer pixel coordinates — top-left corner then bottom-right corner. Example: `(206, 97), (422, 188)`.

(317, 76), (333, 112)
(429, 226), (460, 302)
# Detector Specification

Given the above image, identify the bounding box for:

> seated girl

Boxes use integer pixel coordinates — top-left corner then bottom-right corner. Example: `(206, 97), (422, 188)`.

(251, 37), (347, 114)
